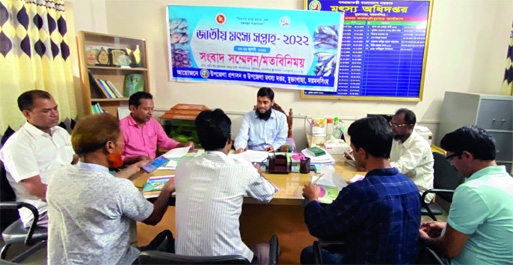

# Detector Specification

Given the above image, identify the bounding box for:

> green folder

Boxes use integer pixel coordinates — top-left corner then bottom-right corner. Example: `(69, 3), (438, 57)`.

(307, 147), (326, 156)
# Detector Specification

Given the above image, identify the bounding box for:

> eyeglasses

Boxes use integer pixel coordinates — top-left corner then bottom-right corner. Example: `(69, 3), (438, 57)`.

(445, 153), (460, 162)
(389, 122), (409, 128)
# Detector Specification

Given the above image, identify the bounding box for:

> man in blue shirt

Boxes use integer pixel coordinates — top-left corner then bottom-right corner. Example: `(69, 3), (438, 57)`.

(234, 87), (288, 153)
(419, 126), (513, 264)
(301, 116), (421, 264)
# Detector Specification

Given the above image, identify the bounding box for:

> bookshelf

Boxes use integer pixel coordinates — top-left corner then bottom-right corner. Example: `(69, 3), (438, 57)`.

(77, 31), (150, 117)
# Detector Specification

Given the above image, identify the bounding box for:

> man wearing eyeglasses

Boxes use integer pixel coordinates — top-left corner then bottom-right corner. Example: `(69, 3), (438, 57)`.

(389, 108), (434, 203)
(418, 126), (513, 264)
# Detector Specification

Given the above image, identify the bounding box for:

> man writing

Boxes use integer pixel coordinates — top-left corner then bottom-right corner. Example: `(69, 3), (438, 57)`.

(234, 87), (288, 153)
(0, 90), (78, 228)
(345, 108), (434, 202)
(120, 92), (194, 165)
(301, 116), (421, 264)
(419, 126), (513, 264)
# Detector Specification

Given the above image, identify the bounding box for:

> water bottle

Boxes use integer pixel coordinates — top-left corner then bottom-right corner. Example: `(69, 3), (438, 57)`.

(325, 118), (334, 141)
(333, 117), (342, 139)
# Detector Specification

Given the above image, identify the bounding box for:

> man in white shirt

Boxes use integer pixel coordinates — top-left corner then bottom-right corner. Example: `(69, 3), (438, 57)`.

(389, 108), (434, 203)
(0, 90), (78, 227)
(234, 87), (288, 153)
(175, 108), (277, 264)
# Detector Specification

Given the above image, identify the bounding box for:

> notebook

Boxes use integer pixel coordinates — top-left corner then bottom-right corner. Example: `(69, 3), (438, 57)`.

(142, 175), (174, 198)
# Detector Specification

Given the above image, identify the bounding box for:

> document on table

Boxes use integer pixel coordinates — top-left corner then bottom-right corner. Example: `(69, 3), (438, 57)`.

(162, 146), (191, 159)
(229, 150), (269, 163)
(313, 165), (348, 190)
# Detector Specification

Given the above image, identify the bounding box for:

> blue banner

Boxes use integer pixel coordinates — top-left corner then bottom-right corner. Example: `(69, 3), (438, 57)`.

(166, 6), (343, 91)
(302, 0), (431, 99)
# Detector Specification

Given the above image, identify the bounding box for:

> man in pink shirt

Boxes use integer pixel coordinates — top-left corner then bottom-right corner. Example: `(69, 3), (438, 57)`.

(120, 92), (194, 165)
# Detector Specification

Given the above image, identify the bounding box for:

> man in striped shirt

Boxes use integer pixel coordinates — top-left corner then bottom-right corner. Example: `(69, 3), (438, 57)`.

(174, 109), (277, 264)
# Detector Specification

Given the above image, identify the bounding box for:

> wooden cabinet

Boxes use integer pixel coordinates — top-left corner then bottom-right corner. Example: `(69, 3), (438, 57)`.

(77, 31), (150, 117)
(437, 91), (513, 173)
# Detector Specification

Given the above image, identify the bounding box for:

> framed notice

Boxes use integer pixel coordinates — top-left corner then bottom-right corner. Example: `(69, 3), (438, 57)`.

(166, 5), (345, 91)
(301, 0), (433, 101)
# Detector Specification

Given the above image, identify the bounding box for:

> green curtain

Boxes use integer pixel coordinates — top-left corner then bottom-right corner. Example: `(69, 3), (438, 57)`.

(0, 0), (76, 132)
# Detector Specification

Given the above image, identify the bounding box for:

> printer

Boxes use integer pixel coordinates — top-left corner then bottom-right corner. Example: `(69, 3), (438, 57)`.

(414, 125), (433, 145)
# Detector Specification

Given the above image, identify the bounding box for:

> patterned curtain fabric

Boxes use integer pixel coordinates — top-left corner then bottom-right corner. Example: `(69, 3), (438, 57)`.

(501, 21), (513, 96)
(0, 0), (76, 133)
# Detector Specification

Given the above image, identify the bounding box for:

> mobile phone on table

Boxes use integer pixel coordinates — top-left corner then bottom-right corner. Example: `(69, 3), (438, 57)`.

(141, 156), (170, 173)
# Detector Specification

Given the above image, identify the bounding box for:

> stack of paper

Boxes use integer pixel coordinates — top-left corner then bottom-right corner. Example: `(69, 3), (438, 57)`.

(309, 166), (347, 204)
(301, 148), (335, 165)
(162, 146), (191, 159)
(142, 175), (174, 198)
(229, 150), (269, 163)
(157, 148), (205, 170)
(312, 166), (348, 190)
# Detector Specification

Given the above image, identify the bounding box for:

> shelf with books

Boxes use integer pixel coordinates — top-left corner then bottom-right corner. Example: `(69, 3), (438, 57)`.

(77, 31), (150, 118)
(91, 98), (130, 102)
(87, 66), (148, 71)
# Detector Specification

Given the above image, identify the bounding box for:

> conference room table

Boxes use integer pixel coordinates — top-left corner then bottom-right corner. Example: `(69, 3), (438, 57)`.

(133, 155), (364, 264)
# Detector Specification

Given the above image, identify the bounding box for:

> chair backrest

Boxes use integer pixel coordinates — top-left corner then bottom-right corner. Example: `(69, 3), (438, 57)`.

(137, 251), (250, 264)
(432, 152), (464, 202)
(253, 103), (293, 138)
(1, 127), (17, 203)
(0, 167), (17, 230)
(1, 127), (20, 231)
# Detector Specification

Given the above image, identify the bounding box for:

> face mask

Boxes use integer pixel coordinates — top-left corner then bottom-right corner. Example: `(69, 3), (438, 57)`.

(107, 153), (123, 168)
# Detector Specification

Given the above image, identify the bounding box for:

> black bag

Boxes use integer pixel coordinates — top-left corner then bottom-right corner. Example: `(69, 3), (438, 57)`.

(139, 229), (175, 253)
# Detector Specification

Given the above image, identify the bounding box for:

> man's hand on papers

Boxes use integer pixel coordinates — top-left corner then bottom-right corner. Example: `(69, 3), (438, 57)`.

(235, 148), (245, 154)
(265, 145), (275, 152)
(302, 183), (320, 202)
(178, 141), (195, 149)
(162, 177), (176, 195)
(116, 159), (150, 180)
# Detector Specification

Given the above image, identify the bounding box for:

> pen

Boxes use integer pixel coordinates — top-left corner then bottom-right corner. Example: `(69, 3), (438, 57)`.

(312, 173), (324, 185)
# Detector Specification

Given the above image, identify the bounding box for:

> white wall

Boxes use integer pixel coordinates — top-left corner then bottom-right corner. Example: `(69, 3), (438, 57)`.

(70, 0), (513, 149)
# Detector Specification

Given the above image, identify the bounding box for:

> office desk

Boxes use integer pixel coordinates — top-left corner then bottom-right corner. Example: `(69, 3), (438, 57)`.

(134, 160), (363, 264)
(306, 132), (446, 155)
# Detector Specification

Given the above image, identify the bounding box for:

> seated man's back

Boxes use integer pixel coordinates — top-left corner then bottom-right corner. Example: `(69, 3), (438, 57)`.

(305, 169), (420, 263)
(175, 152), (275, 261)
(48, 164), (149, 265)
(47, 113), (176, 265)
(302, 116), (421, 264)
(175, 108), (276, 263)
